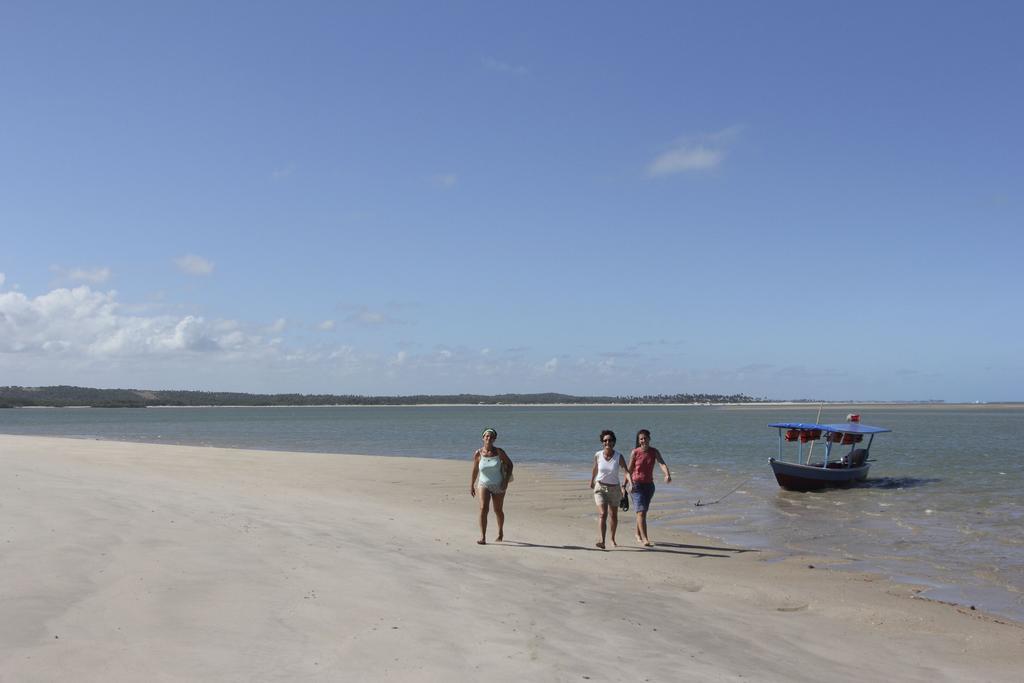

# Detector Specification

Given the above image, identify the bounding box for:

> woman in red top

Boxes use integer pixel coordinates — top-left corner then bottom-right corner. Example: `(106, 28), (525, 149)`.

(626, 429), (671, 547)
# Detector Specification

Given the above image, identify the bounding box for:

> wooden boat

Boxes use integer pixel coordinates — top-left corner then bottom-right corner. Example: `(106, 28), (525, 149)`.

(767, 415), (890, 491)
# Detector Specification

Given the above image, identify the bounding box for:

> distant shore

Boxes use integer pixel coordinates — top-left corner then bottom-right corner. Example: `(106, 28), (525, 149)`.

(720, 401), (1024, 410)
(2, 434), (1020, 680)
(6, 385), (1018, 409)
(0, 385), (757, 409)
(10, 401), (1023, 409)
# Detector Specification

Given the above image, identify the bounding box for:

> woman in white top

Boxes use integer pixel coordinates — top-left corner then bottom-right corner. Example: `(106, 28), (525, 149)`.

(588, 429), (631, 549)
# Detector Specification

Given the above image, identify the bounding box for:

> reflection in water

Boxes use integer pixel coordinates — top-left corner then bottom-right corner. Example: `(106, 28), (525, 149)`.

(860, 477), (943, 489)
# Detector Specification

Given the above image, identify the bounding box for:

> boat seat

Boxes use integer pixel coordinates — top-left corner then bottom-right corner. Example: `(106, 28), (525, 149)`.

(844, 448), (868, 467)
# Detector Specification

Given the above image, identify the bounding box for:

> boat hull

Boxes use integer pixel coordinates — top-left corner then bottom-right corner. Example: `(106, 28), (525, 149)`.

(769, 458), (870, 491)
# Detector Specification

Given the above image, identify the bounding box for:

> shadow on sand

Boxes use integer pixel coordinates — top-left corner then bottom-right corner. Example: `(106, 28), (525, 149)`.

(498, 540), (755, 559)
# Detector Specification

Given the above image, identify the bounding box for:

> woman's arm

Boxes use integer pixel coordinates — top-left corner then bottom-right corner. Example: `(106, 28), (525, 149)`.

(654, 448), (672, 483)
(619, 454), (631, 489)
(470, 450), (480, 496)
(589, 454), (598, 489)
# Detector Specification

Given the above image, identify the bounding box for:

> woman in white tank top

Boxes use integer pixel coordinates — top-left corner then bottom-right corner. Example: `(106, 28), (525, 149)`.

(588, 429), (631, 549)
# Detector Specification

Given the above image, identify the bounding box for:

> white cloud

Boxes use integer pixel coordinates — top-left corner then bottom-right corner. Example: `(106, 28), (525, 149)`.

(0, 273), (5, 287)
(353, 310), (385, 325)
(0, 286), (267, 358)
(738, 363), (774, 373)
(328, 345), (356, 360)
(543, 357), (559, 373)
(346, 306), (402, 326)
(50, 265), (112, 284)
(482, 57), (528, 76)
(268, 318), (286, 333)
(647, 126), (743, 177)
(174, 254), (215, 276)
(272, 163), (296, 179)
(432, 173), (458, 188)
(648, 146), (723, 175)
(318, 319), (336, 331)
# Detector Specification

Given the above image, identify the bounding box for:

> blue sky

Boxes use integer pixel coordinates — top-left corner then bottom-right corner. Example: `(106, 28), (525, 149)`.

(1, 2), (1021, 400)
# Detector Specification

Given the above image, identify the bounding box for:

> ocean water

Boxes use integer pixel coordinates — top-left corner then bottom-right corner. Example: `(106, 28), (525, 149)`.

(2, 404), (1022, 623)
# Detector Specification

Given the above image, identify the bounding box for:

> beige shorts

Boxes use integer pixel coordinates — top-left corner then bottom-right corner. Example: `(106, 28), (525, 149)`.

(593, 483), (623, 507)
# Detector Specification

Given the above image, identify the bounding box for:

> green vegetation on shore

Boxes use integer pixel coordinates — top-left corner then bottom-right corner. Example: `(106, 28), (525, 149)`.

(0, 385), (762, 408)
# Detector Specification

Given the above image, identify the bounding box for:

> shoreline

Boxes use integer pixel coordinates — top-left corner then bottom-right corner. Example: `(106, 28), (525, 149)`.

(2, 434), (1020, 680)
(4, 430), (1022, 624)
(548, 460), (1024, 626)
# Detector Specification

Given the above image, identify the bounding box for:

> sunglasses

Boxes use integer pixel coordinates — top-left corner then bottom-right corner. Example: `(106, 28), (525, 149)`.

(602, 438), (615, 443)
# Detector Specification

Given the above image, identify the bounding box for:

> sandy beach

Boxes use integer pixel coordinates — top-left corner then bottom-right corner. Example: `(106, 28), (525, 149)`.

(1, 435), (1021, 681)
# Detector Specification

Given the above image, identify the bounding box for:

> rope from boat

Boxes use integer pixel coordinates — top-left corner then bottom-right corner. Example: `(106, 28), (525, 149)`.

(694, 476), (752, 507)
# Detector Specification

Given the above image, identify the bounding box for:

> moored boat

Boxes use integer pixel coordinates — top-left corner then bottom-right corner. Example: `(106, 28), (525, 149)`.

(767, 415), (891, 491)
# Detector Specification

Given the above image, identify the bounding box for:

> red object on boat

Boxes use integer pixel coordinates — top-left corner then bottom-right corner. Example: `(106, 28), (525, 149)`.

(846, 413), (860, 422)
(785, 429), (800, 442)
(799, 429), (821, 443)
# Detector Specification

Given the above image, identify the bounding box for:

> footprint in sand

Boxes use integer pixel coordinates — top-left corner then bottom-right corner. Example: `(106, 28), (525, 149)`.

(775, 602), (809, 612)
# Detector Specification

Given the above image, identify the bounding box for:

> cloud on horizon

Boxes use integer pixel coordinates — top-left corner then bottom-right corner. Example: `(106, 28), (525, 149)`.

(1, 285), (840, 397)
(50, 265), (112, 285)
(345, 306), (404, 327)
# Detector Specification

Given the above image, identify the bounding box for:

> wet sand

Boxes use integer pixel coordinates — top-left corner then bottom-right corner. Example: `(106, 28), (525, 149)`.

(1, 434), (1020, 681)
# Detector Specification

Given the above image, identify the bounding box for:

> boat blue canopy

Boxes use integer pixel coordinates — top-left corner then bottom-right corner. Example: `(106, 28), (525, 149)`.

(768, 422), (890, 434)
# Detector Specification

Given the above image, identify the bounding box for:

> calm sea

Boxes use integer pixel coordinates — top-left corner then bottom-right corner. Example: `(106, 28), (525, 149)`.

(3, 404), (1022, 623)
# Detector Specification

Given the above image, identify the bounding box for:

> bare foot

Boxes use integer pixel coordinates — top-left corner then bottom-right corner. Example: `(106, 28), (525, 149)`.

(644, 541), (654, 547)
(477, 539), (486, 545)
(496, 533), (503, 542)
(596, 541), (605, 549)
(635, 535), (643, 544)
(611, 539), (618, 547)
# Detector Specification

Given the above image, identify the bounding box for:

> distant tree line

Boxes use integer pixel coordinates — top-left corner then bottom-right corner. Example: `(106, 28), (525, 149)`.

(0, 385), (765, 408)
